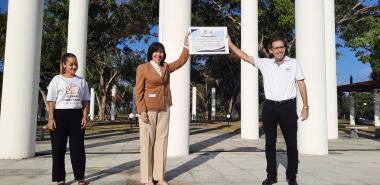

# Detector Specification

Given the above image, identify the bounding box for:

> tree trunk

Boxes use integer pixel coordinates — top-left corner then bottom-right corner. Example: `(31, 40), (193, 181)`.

(39, 87), (48, 113)
(98, 94), (107, 120)
(97, 64), (107, 120)
(39, 87), (49, 121)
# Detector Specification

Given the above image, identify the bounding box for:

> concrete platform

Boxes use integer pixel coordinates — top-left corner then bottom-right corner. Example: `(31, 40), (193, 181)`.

(0, 122), (379, 185)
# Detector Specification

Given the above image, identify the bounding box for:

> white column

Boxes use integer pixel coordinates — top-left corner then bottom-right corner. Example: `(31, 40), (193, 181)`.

(241, 0), (259, 139)
(159, 0), (191, 157)
(374, 90), (379, 126)
(192, 87), (197, 120)
(211, 87), (216, 120)
(110, 85), (117, 121)
(325, 0), (339, 139)
(349, 94), (355, 125)
(0, 0), (44, 159)
(90, 88), (95, 121)
(67, 0), (89, 78)
(296, 0), (328, 155)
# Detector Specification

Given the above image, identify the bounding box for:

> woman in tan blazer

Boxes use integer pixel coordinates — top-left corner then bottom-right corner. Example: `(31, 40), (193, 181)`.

(135, 35), (189, 185)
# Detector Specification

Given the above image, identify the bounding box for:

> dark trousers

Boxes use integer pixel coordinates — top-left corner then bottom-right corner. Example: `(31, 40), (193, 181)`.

(50, 109), (85, 182)
(262, 99), (298, 180)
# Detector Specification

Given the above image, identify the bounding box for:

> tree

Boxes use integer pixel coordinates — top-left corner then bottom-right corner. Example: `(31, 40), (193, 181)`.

(85, 0), (158, 120)
(353, 93), (374, 119)
(190, 0), (296, 118)
(36, 0), (158, 120)
(39, 0), (70, 112)
(336, 0), (380, 80)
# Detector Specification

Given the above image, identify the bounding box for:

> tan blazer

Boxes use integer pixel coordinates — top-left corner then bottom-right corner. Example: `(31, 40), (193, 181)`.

(135, 47), (189, 113)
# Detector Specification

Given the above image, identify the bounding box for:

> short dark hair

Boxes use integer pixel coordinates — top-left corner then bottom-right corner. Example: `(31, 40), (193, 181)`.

(268, 37), (287, 49)
(147, 42), (166, 65)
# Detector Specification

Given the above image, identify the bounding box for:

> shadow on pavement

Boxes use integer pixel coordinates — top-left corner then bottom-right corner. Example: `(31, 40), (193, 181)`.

(65, 160), (140, 185)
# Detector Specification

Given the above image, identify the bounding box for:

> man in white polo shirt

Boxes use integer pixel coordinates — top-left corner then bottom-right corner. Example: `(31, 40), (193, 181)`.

(228, 36), (309, 185)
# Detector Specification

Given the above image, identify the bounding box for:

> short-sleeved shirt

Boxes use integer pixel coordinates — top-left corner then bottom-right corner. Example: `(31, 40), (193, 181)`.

(252, 56), (304, 101)
(47, 75), (90, 109)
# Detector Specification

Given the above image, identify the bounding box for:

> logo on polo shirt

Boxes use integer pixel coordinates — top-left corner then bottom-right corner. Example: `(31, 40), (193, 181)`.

(285, 67), (292, 72)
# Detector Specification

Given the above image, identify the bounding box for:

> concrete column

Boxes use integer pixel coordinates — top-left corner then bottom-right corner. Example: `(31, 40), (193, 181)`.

(159, 0), (191, 157)
(241, 0), (259, 139)
(296, 0), (328, 155)
(110, 85), (117, 121)
(325, 0), (339, 139)
(192, 87), (197, 120)
(374, 89), (379, 126)
(90, 88), (95, 121)
(0, 0), (44, 159)
(349, 94), (355, 125)
(67, 0), (89, 78)
(211, 87), (216, 120)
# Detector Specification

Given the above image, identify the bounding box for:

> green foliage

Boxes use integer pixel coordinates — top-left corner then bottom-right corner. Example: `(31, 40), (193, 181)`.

(84, 0), (158, 119)
(34, 0), (158, 120)
(259, 0), (295, 53)
(1, 0), (376, 120)
(354, 93), (374, 119)
(40, 0), (69, 89)
(191, 0), (242, 117)
(336, 0), (380, 80)
(339, 93), (374, 120)
(190, 0), (296, 117)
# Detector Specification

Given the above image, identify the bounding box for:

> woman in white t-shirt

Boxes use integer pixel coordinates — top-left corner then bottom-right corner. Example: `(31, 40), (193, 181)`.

(47, 53), (90, 185)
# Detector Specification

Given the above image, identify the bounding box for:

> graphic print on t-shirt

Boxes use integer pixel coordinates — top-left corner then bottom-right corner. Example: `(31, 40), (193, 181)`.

(63, 83), (82, 105)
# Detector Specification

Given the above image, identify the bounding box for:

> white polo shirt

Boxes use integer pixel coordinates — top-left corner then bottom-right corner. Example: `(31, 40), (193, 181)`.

(252, 56), (304, 101)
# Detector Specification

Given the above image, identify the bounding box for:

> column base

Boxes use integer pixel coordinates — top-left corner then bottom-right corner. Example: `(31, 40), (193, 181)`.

(375, 127), (380, 139)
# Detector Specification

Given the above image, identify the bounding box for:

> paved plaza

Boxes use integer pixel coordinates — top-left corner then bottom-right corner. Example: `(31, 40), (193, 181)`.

(0, 122), (379, 185)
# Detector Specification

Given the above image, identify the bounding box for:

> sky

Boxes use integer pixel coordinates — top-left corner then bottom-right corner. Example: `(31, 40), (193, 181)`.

(0, 0), (376, 85)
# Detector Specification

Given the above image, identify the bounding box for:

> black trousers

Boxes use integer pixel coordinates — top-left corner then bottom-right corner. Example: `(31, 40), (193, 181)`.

(262, 99), (298, 180)
(50, 109), (85, 182)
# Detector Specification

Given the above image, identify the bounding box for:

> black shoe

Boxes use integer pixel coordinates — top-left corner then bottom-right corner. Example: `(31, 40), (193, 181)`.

(262, 177), (278, 185)
(287, 179), (298, 185)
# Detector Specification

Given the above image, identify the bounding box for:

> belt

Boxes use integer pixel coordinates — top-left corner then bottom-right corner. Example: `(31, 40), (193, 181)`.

(265, 98), (295, 105)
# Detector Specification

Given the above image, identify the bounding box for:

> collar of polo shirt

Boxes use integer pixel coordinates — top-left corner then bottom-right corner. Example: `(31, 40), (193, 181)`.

(273, 56), (291, 63)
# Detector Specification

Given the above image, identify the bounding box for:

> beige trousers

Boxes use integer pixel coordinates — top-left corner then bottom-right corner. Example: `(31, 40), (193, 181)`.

(139, 110), (170, 183)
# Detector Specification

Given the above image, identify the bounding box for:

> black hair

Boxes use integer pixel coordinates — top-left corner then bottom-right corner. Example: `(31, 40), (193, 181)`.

(60, 53), (77, 74)
(147, 42), (166, 65)
(268, 37), (287, 49)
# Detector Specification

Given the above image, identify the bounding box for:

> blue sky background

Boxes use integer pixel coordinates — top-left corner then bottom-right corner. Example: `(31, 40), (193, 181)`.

(0, 0), (376, 85)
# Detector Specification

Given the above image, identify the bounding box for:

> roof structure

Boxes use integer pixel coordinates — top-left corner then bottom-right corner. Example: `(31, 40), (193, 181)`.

(338, 80), (380, 92)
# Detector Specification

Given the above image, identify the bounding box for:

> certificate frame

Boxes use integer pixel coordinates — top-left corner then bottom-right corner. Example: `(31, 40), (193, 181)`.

(189, 27), (229, 55)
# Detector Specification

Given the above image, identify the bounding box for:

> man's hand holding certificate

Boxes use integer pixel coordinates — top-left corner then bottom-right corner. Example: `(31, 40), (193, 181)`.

(189, 27), (229, 55)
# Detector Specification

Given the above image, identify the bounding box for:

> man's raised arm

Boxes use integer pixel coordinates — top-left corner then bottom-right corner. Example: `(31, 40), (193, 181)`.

(227, 35), (255, 65)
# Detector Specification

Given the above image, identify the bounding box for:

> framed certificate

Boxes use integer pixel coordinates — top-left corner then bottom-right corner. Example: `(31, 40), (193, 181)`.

(189, 27), (229, 55)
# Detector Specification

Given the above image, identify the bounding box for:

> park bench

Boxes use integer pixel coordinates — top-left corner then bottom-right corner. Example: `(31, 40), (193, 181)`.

(345, 126), (369, 139)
